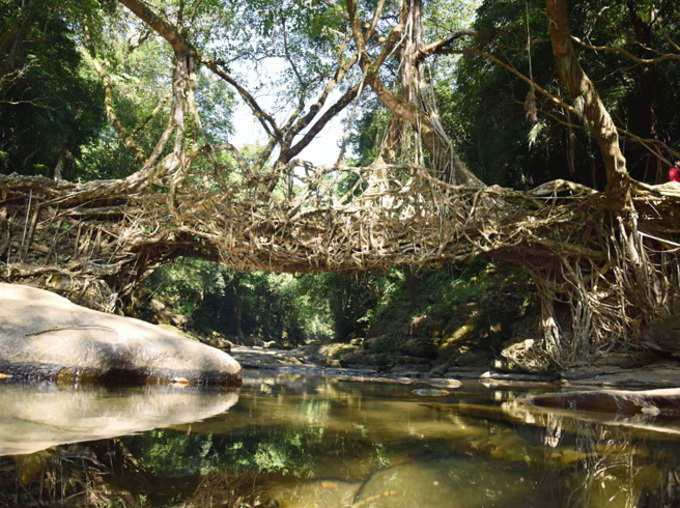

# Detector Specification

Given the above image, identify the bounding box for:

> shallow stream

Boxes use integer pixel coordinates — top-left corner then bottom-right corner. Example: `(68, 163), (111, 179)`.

(1, 370), (679, 507)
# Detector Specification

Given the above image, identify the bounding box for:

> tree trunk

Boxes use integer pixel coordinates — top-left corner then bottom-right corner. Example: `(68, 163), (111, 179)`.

(234, 301), (245, 343)
(545, 0), (630, 207)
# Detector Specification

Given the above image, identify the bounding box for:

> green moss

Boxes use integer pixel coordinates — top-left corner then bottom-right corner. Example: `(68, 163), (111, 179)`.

(439, 323), (476, 351)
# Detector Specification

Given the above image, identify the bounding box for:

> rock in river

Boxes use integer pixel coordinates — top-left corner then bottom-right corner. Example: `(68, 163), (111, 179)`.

(523, 387), (680, 416)
(0, 283), (242, 387)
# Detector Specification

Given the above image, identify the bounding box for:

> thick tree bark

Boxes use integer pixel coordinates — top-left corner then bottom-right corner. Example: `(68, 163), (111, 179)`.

(546, 0), (630, 207)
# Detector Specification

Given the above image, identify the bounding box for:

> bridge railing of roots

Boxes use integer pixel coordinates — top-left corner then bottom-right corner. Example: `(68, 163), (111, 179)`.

(1, 159), (680, 366)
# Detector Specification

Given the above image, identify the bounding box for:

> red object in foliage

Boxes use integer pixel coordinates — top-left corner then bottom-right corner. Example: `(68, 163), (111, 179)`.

(669, 166), (680, 183)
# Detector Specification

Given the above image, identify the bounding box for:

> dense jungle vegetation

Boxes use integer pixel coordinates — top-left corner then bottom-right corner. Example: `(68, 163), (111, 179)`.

(1, 0), (679, 364)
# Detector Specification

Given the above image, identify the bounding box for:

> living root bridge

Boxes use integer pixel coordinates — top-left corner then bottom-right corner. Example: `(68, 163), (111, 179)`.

(1, 166), (679, 366)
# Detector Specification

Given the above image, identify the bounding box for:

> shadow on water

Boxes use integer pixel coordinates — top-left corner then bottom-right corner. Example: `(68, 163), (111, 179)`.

(1, 371), (680, 507)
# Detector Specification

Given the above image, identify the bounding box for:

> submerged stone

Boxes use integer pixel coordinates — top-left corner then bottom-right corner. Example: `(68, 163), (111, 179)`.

(0, 283), (241, 387)
(267, 479), (360, 508)
(411, 388), (451, 396)
(354, 457), (539, 507)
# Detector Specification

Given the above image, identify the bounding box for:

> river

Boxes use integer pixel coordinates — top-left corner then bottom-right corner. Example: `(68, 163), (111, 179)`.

(1, 370), (679, 507)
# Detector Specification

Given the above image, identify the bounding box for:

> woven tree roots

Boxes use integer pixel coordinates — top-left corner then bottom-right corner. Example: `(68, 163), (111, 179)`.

(1, 163), (679, 366)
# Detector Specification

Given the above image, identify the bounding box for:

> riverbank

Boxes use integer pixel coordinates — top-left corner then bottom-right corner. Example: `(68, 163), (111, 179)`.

(228, 343), (680, 391)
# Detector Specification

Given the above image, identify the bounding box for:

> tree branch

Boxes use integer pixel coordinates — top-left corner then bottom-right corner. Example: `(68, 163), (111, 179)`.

(118, 0), (189, 53)
(418, 30), (479, 61)
(119, 0), (284, 159)
(86, 52), (147, 164)
(571, 35), (680, 65)
(212, 143), (251, 176)
(203, 58), (282, 141)
(285, 81), (362, 162)
(280, 41), (360, 156)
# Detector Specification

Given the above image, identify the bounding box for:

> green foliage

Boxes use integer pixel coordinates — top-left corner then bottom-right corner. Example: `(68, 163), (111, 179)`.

(76, 15), (177, 179)
(206, 0), (352, 109)
(134, 429), (218, 476)
(143, 258), (334, 343)
(446, 0), (680, 188)
(196, 71), (235, 144)
(443, 0), (561, 187)
(0, 0), (237, 181)
(568, 0), (680, 182)
(418, 266), (492, 315)
(348, 103), (391, 167)
(0, 0), (106, 178)
(364, 264), (490, 329)
(142, 256), (522, 348)
(296, 271), (381, 339)
(127, 417), (342, 479)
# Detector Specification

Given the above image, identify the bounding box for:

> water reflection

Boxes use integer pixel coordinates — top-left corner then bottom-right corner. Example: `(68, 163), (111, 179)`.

(502, 399), (680, 507)
(1, 373), (679, 507)
(0, 384), (239, 455)
(503, 397), (680, 437)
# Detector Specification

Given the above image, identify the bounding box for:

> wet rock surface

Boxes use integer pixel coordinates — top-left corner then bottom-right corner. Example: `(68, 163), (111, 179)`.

(559, 362), (680, 388)
(228, 340), (680, 420)
(0, 283), (242, 387)
(353, 457), (537, 508)
(523, 388), (680, 416)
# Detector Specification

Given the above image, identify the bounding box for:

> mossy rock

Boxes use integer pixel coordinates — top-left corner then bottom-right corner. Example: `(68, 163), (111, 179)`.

(319, 343), (359, 360)
(438, 322), (476, 351)
(340, 351), (395, 369)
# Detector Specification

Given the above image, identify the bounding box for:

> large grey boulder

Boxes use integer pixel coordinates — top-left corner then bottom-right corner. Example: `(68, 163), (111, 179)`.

(0, 283), (241, 386)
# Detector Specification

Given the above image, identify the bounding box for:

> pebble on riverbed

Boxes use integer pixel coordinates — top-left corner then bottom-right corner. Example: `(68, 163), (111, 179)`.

(411, 388), (451, 396)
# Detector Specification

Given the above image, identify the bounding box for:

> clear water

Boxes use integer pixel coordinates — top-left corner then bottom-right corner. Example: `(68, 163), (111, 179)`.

(1, 370), (679, 507)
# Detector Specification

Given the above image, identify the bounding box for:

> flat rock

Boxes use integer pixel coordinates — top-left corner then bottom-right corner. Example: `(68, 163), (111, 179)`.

(0, 283), (241, 386)
(560, 363), (680, 388)
(524, 387), (680, 416)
